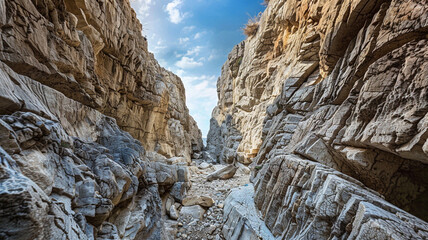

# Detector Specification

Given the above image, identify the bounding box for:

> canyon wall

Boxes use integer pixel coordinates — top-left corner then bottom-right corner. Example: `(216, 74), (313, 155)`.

(0, 0), (201, 239)
(0, 0), (202, 161)
(207, 0), (428, 238)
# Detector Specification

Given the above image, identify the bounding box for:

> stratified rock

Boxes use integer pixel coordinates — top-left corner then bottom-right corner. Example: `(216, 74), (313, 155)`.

(223, 184), (275, 240)
(208, 0), (428, 238)
(206, 165), (238, 181)
(0, 0), (202, 162)
(183, 196), (215, 208)
(0, 0), (200, 239)
(251, 155), (428, 239)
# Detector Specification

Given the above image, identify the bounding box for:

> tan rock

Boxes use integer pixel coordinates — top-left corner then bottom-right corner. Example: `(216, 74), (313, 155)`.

(182, 196), (215, 208)
(0, 0), (202, 162)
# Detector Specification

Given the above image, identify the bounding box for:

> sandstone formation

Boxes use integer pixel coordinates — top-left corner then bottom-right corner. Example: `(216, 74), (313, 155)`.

(207, 0), (428, 238)
(0, 0), (202, 239)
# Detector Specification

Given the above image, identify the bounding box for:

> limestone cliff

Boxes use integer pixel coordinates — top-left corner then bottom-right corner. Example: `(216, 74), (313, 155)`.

(0, 0), (201, 239)
(0, 0), (202, 161)
(208, 0), (428, 238)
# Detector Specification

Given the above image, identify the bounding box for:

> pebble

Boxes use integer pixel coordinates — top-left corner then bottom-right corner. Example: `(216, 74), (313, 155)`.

(207, 225), (216, 234)
(168, 162), (249, 239)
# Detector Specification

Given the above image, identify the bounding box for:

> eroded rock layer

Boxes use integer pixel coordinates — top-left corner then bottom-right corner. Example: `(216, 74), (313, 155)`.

(0, 0), (202, 161)
(0, 0), (201, 239)
(208, 0), (428, 238)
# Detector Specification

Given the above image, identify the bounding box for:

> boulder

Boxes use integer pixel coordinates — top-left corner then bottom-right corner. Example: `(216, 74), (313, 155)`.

(180, 205), (206, 220)
(170, 182), (189, 203)
(198, 162), (211, 169)
(169, 205), (179, 220)
(165, 197), (175, 214)
(182, 196), (215, 208)
(206, 165), (237, 181)
(222, 184), (275, 240)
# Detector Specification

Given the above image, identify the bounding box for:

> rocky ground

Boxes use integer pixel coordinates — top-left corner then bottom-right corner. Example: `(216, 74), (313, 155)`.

(163, 160), (250, 240)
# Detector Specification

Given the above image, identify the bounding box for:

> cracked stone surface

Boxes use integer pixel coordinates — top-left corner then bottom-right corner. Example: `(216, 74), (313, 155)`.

(1, 0), (428, 239)
(207, 0), (428, 239)
(0, 0), (201, 239)
(0, 0), (202, 162)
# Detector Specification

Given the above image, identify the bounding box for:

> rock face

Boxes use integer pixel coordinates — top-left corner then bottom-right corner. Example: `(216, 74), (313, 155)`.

(226, 156), (428, 239)
(0, 0), (201, 239)
(208, 0), (428, 238)
(223, 184), (275, 240)
(0, 0), (202, 162)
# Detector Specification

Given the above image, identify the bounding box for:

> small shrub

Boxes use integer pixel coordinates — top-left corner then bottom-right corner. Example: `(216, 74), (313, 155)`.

(254, 165), (263, 170)
(262, 0), (270, 6)
(243, 14), (261, 37)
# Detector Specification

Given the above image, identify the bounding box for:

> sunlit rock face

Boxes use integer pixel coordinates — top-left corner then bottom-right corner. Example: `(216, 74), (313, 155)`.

(0, 0), (201, 239)
(0, 0), (202, 162)
(208, 0), (428, 238)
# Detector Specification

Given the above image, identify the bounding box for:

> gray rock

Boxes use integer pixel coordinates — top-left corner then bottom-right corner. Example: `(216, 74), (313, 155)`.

(180, 205), (206, 220)
(222, 184), (275, 240)
(199, 162), (211, 169)
(169, 205), (179, 220)
(207, 165), (238, 181)
(170, 182), (190, 203)
(207, 0), (428, 239)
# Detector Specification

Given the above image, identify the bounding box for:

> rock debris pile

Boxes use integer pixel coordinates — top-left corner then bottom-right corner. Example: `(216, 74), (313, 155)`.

(162, 160), (250, 240)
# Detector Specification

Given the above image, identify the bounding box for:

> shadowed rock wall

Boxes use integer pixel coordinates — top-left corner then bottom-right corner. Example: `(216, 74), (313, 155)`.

(208, 0), (428, 238)
(0, 0), (201, 239)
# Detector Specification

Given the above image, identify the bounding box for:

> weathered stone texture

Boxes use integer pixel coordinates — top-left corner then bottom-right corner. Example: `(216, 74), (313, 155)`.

(210, 0), (428, 238)
(0, 0), (202, 162)
(0, 0), (201, 239)
(0, 60), (195, 239)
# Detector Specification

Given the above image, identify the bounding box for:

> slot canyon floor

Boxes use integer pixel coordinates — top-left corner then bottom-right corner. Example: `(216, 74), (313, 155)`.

(1, 0), (428, 239)
(163, 159), (250, 240)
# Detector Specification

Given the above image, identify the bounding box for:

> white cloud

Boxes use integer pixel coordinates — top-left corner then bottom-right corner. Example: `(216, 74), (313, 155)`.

(179, 37), (190, 44)
(178, 74), (218, 109)
(174, 51), (183, 58)
(175, 56), (203, 68)
(185, 46), (202, 56)
(183, 26), (195, 33)
(208, 52), (216, 61)
(194, 32), (203, 39)
(175, 69), (186, 76)
(165, 0), (185, 24)
(150, 39), (167, 53)
(136, 0), (153, 18)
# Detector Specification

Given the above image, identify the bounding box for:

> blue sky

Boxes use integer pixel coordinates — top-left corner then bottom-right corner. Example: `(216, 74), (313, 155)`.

(130, 0), (265, 137)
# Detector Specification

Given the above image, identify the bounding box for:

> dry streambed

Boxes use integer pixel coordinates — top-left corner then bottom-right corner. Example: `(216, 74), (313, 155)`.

(163, 161), (250, 240)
